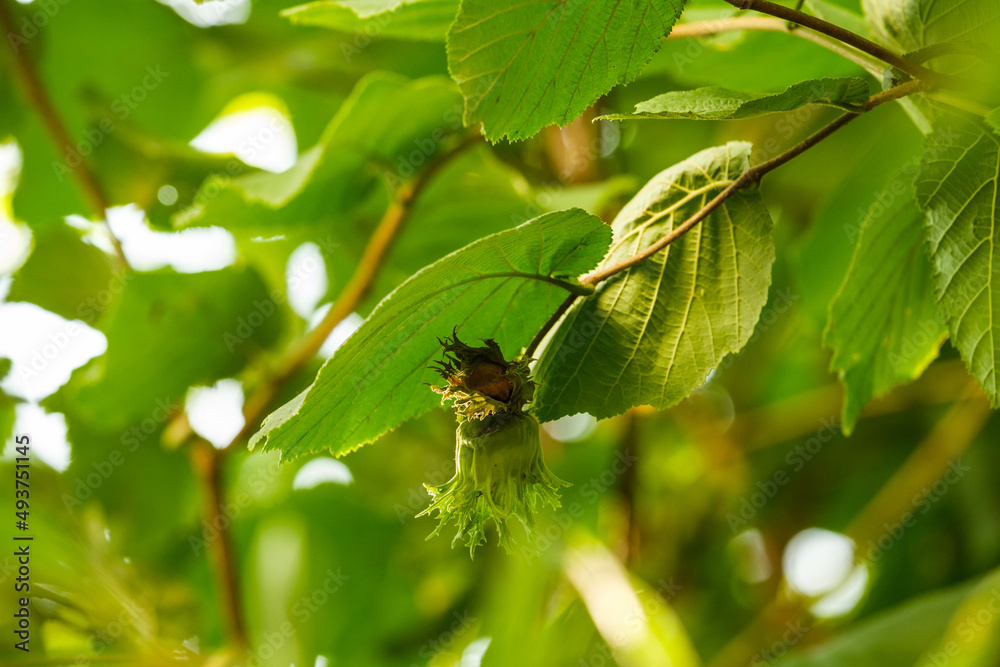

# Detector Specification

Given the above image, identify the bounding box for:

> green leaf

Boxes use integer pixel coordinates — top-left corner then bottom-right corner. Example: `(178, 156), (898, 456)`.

(532, 142), (775, 422)
(447, 0), (687, 142)
(64, 267), (283, 429)
(862, 0), (1000, 55)
(825, 173), (946, 434)
(804, 0), (872, 40)
(282, 0), (460, 41)
(177, 73), (464, 231)
(916, 118), (1000, 405)
(916, 568), (1000, 667)
(988, 107), (1000, 135)
(600, 78), (870, 121)
(565, 536), (700, 667)
(862, 0), (1000, 110)
(778, 579), (976, 667)
(7, 224), (114, 323)
(251, 209), (613, 459)
(0, 360), (15, 445)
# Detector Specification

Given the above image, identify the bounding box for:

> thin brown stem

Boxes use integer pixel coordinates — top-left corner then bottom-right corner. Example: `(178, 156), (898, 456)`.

(721, 0), (949, 86)
(0, 0), (129, 269)
(524, 80), (924, 360)
(580, 79), (925, 287)
(525, 294), (577, 359)
(668, 17), (884, 76)
(171, 131), (482, 657)
(190, 440), (247, 651)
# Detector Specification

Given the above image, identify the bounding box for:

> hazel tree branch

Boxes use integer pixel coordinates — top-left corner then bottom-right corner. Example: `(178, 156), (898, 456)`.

(720, 0), (950, 85)
(174, 131), (482, 656)
(667, 16), (885, 76)
(525, 80), (926, 359)
(580, 79), (925, 286)
(0, 0), (130, 270)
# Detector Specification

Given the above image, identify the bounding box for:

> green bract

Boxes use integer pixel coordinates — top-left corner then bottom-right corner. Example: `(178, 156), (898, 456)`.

(419, 334), (569, 555)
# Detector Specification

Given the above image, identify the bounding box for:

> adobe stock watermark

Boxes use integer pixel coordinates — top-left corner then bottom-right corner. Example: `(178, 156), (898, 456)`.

(726, 417), (841, 532)
(842, 125), (961, 244)
(394, 463), (455, 523)
(71, 598), (151, 667)
(919, 582), (1000, 667)
(717, 287), (799, 374)
(6, 0), (71, 52)
(861, 457), (969, 564)
(750, 619), (811, 666)
(408, 610), (477, 665)
(52, 66), (170, 182)
(16, 269), (132, 388)
(520, 448), (639, 560)
(189, 454), (283, 555)
(223, 234), (338, 352)
(61, 396), (175, 511)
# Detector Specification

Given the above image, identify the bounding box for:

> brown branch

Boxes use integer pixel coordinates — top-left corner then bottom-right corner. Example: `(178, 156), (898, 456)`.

(580, 79), (926, 287)
(667, 16), (885, 75)
(189, 440), (247, 651)
(525, 294), (577, 358)
(0, 0), (129, 269)
(169, 131), (482, 656)
(721, 0), (949, 86)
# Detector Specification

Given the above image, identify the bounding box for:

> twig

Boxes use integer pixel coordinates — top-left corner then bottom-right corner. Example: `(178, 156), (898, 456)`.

(172, 131), (482, 657)
(524, 294), (578, 358)
(189, 440), (247, 651)
(667, 16), (885, 76)
(524, 80), (924, 361)
(720, 0), (949, 86)
(0, 0), (129, 269)
(580, 79), (925, 286)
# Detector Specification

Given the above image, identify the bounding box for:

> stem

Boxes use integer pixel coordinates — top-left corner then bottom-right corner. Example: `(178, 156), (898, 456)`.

(525, 294), (577, 358)
(668, 17), (884, 76)
(190, 440), (247, 651)
(580, 79), (925, 287)
(169, 131), (482, 657)
(0, 0), (129, 270)
(721, 0), (949, 86)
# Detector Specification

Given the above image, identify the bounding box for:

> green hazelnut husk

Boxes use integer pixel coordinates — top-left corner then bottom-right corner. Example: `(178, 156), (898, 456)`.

(419, 332), (569, 556)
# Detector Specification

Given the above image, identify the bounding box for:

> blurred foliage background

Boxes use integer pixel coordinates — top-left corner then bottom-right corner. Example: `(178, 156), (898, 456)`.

(1, 0), (999, 666)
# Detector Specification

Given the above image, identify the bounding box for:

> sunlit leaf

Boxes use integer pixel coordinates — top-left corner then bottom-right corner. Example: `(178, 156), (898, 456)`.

(251, 209), (612, 459)
(447, 0), (687, 141)
(533, 142), (774, 421)
(825, 172), (946, 433)
(600, 78), (870, 121)
(282, 0), (459, 41)
(65, 267), (282, 429)
(916, 117), (1000, 404)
